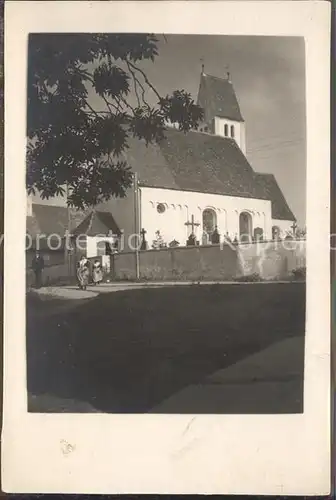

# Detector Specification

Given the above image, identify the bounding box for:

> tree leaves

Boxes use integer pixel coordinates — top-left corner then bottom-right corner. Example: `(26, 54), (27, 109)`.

(159, 90), (203, 132)
(66, 159), (133, 209)
(27, 34), (204, 209)
(129, 107), (166, 145)
(93, 63), (130, 99)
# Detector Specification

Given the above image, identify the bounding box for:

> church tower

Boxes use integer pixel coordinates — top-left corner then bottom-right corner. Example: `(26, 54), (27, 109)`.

(197, 66), (246, 154)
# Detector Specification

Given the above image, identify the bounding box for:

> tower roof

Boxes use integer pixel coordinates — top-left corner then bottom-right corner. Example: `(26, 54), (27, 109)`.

(197, 72), (244, 123)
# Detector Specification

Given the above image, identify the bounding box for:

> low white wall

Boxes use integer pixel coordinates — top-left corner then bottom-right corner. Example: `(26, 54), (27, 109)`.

(237, 239), (306, 279)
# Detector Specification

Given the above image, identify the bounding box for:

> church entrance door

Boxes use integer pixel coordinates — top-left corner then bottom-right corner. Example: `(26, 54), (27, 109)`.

(202, 209), (217, 234)
(239, 211), (253, 242)
(202, 208), (217, 245)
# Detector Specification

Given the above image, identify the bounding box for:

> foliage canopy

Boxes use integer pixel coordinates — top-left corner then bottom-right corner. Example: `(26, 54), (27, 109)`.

(27, 34), (204, 208)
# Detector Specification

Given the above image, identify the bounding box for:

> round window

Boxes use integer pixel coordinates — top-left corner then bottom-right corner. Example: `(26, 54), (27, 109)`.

(157, 203), (166, 214)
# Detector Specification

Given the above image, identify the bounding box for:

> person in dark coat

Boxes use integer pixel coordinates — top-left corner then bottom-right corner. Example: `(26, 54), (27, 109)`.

(32, 251), (45, 288)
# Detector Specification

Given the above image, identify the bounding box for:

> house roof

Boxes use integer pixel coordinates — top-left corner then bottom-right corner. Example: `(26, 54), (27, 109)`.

(254, 173), (296, 221)
(122, 128), (295, 221)
(27, 204), (69, 238)
(197, 73), (244, 123)
(72, 210), (121, 236)
(26, 204), (89, 238)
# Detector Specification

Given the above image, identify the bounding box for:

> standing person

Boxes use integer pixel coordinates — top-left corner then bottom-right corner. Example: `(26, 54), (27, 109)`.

(32, 251), (45, 289)
(92, 259), (103, 285)
(76, 255), (90, 290)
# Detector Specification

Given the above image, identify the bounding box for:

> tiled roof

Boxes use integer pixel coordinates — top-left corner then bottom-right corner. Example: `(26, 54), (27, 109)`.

(72, 210), (121, 236)
(122, 128), (294, 221)
(27, 204), (69, 237)
(254, 173), (296, 221)
(26, 204), (88, 238)
(124, 129), (259, 198)
(197, 73), (244, 123)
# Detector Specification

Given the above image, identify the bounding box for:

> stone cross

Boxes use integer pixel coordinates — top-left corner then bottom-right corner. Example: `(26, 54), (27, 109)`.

(291, 221), (297, 235)
(185, 214), (200, 235)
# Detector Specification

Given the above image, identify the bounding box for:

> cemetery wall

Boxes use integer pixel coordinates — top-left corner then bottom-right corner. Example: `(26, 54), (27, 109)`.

(237, 239), (306, 279)
(25, 239), (306, 286)
(112, 239), (306, 281)
(112, 244), (239, 281)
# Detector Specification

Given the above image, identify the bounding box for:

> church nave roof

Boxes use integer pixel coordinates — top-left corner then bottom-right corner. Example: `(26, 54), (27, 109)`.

(121, 127), (295, 221)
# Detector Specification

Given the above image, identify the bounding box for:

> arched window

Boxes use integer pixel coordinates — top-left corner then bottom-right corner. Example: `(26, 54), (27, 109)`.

(230, 125), (235, 138)
(202, 208), (217, 234)
(272, 226), (280, 240)
(224, 124), (228, 137)
(239, 211), (253, 242)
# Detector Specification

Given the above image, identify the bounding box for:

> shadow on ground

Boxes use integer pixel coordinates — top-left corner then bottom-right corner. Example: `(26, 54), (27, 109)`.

(27, 283), (306, 413)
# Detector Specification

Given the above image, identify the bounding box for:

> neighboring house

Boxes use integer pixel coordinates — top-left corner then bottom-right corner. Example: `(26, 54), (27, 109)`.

(26, 203), (71, 265)
(72, 210), (121, 260)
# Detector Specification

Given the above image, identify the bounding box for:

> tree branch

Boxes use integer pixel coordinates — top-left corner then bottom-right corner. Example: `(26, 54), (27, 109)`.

(117, 94), (136, 115)
(101, 93), (119, 114)
(84, 99), (102, 119)
(73, 64), (95, 85)
(127, 60), (162, 101)
(126, 60), (150, 109)
(126, 61), (141, 107)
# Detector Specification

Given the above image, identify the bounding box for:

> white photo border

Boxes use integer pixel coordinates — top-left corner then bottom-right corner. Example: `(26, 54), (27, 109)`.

(2, 1), (331, 495)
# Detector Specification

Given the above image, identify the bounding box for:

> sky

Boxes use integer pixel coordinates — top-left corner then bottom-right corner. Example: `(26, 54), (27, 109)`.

(35, 35), (306, 225)
(92, 35), (307, 225)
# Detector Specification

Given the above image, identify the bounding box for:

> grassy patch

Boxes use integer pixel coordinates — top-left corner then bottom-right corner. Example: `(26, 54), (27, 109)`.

(27, 283), (306, 413)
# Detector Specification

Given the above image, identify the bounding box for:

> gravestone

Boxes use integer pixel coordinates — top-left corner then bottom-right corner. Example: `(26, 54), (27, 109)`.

(140, 228), (148, 250)
(187, 233), (197, 246)
(211, 226), (220, 244)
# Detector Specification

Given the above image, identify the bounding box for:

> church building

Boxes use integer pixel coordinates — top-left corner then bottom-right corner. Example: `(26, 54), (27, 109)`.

(27, 69), (296, 254)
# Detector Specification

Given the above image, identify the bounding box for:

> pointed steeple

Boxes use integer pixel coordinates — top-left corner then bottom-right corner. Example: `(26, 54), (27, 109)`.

(197, 70), (246, 153)
(197, 71), (244, 124)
